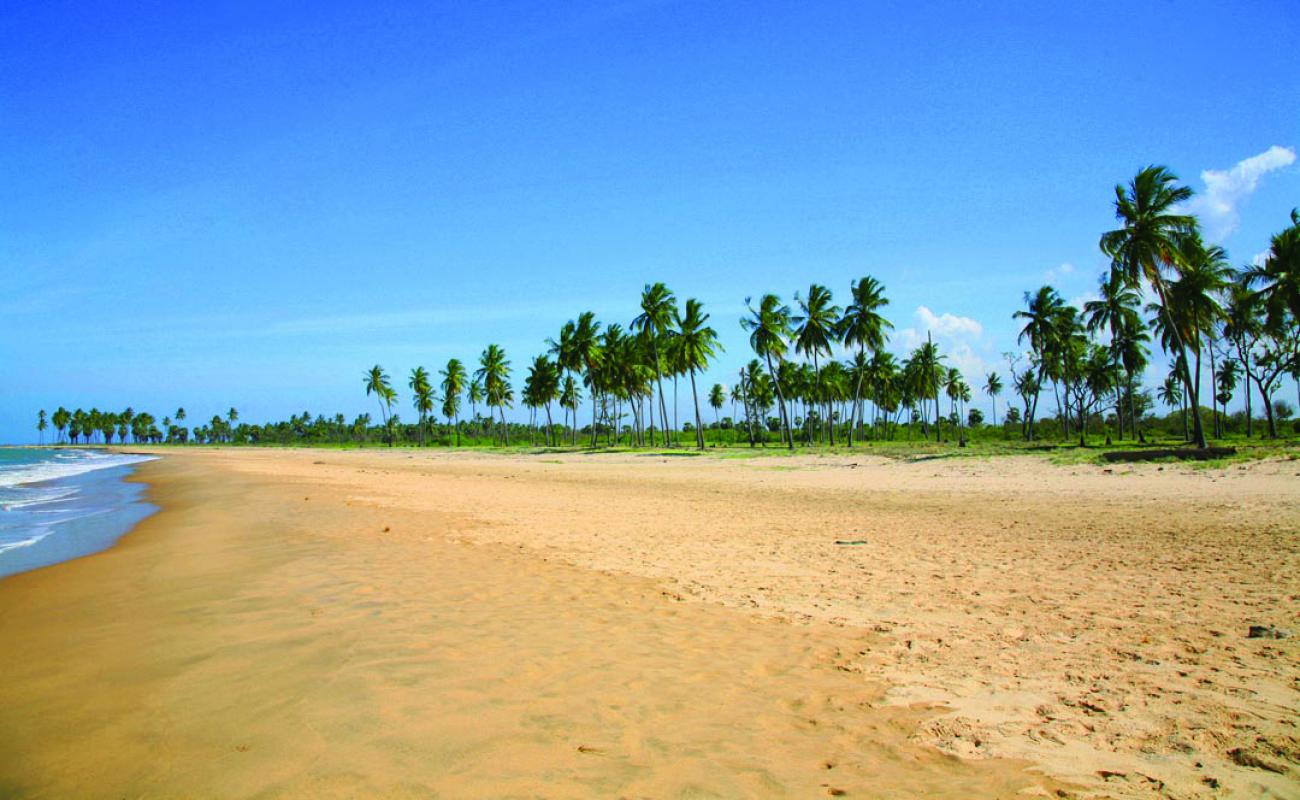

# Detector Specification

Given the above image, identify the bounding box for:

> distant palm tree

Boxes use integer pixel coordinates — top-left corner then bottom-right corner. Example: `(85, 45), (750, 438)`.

(467, 377), (484, 428)
(839, 276), (892, 446)
(675, 298), (722, 449)
(983, 372), (1002, 426)
(708, 383), (725, 431)
(741, 294), (795, 448)
(364, 364), (396, 446)
(793, 284), (840, 444)
(476, 345), (512, 445)
(632, 283), (678, 446)
(1013, 286), (1066, 439)
(440, 359), (466, 446)
(571, 312), (603, 447)
(409, 367), (433, 446)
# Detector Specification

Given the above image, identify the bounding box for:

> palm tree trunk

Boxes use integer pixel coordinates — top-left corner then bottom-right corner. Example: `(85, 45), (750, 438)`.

(690, 369), (705, 449)
(764, 354), (793, 450)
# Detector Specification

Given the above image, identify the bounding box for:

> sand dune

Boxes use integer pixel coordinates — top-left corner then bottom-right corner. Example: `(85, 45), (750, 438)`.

(1, 447), (1297, 798)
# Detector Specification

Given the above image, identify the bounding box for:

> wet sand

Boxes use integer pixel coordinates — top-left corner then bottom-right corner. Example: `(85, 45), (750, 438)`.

(1, 447), (1297, 798)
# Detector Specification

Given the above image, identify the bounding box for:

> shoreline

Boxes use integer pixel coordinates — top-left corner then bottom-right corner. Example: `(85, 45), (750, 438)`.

(2, 448), (1296, 798)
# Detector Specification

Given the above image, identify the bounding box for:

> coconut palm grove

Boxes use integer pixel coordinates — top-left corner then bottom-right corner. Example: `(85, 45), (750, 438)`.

(36, 170), (1300, 455)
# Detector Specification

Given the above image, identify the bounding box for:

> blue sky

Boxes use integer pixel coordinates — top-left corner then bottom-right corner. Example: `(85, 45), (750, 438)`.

(3, 1), (1298, 441)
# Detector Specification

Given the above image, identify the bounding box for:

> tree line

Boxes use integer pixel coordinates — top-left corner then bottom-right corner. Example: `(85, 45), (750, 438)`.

(35, 166), (1300, 451)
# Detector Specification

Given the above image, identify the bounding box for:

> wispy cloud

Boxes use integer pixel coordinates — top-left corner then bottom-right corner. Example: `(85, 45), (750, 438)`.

(1184, 145), (1296, 241)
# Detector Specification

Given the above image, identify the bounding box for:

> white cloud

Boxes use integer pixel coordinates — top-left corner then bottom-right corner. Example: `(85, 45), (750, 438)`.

(915, 305), (982, 337)
(1252, 249), (1271, 268)
(1184, 145), (1296, 241)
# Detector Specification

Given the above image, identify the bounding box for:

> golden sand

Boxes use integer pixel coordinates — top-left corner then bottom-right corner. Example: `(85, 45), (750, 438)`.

(1, 447), (1297, 798)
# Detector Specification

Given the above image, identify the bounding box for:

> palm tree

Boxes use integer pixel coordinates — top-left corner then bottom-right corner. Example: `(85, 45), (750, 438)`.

(37, 410), (47, 445)
(476, 344), (512, 445)
(572, 312), (603, 447)
(709, 384), (725, 431)
(560, 375), (580, 442)
(1244, 209), (1300, 330)
(983, 372), (1002, 427)
(548, 320), (580, 444)
(838, 276), (892, 446)
(1222, 280), (1263, 438)
(741, 294), (795, 448)
(673, 298), (722, 449)
(907, 337), (945, 441)
(364, 364), (396, 446)
(1099, 165), (1207, 447)
(440, 359), (466, 446)
(527, 355), (560, 445)
(793, 284), (840, 444)
(409, 367), (433, 446)
(52, 407), (69, 444)
(1013, 286), (1066, 440)
(1084, 272), (1144, 439)
(467, 377), (484, 429)
(632, 283), (678, 446)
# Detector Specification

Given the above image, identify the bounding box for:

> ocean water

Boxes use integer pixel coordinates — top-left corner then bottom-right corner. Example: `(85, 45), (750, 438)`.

(0, 449), (158, 580)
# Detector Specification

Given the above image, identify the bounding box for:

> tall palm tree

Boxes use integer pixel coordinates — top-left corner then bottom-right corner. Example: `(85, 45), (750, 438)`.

(440, 359), (466, 446)
(571, 312), (603, 447)
(409, 367), (433, 446)
(1013, 286), (1067, 439)
(476, 345), (512, 445)
(632, 283), (677, 446)
(548, 320), (580, 444)
(792, 284), (840, 444)
(560, 375), (580, 443)
(1099, 165), (1207, 447)
(838, 276), (892, 446)
(674, 298), (722, 449)
(741, 294), (795, 448)
(527, 355), (560, 445)
(364, 364), (396, 447)
(907, 337), (945, 441)
(467, 377), (484, 429)
(1222, 280), (1263, 438)
(708, 384), (725, 432)
(983, 372), (1002, 427)
(1084, 271), (1145, 439)
(37, 410), (47, 445)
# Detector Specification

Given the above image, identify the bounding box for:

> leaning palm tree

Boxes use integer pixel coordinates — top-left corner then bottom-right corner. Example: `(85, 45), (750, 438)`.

(674, 298), (722, 449)
(1100, 166), (1207, 447)
(476, 344), (512, 445)
(983, 372), (1002, 427)
(792, 284), (840, 444)
(741, 294), (795, 448)
(838, 276), (892, 446)
(631, 283), (678, 446)
(364, 364), (396, 446)
(440, 359), (466, 446)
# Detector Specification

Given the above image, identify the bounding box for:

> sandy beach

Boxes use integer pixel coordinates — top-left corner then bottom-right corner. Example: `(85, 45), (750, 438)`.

(1, 448), (1297, 798)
